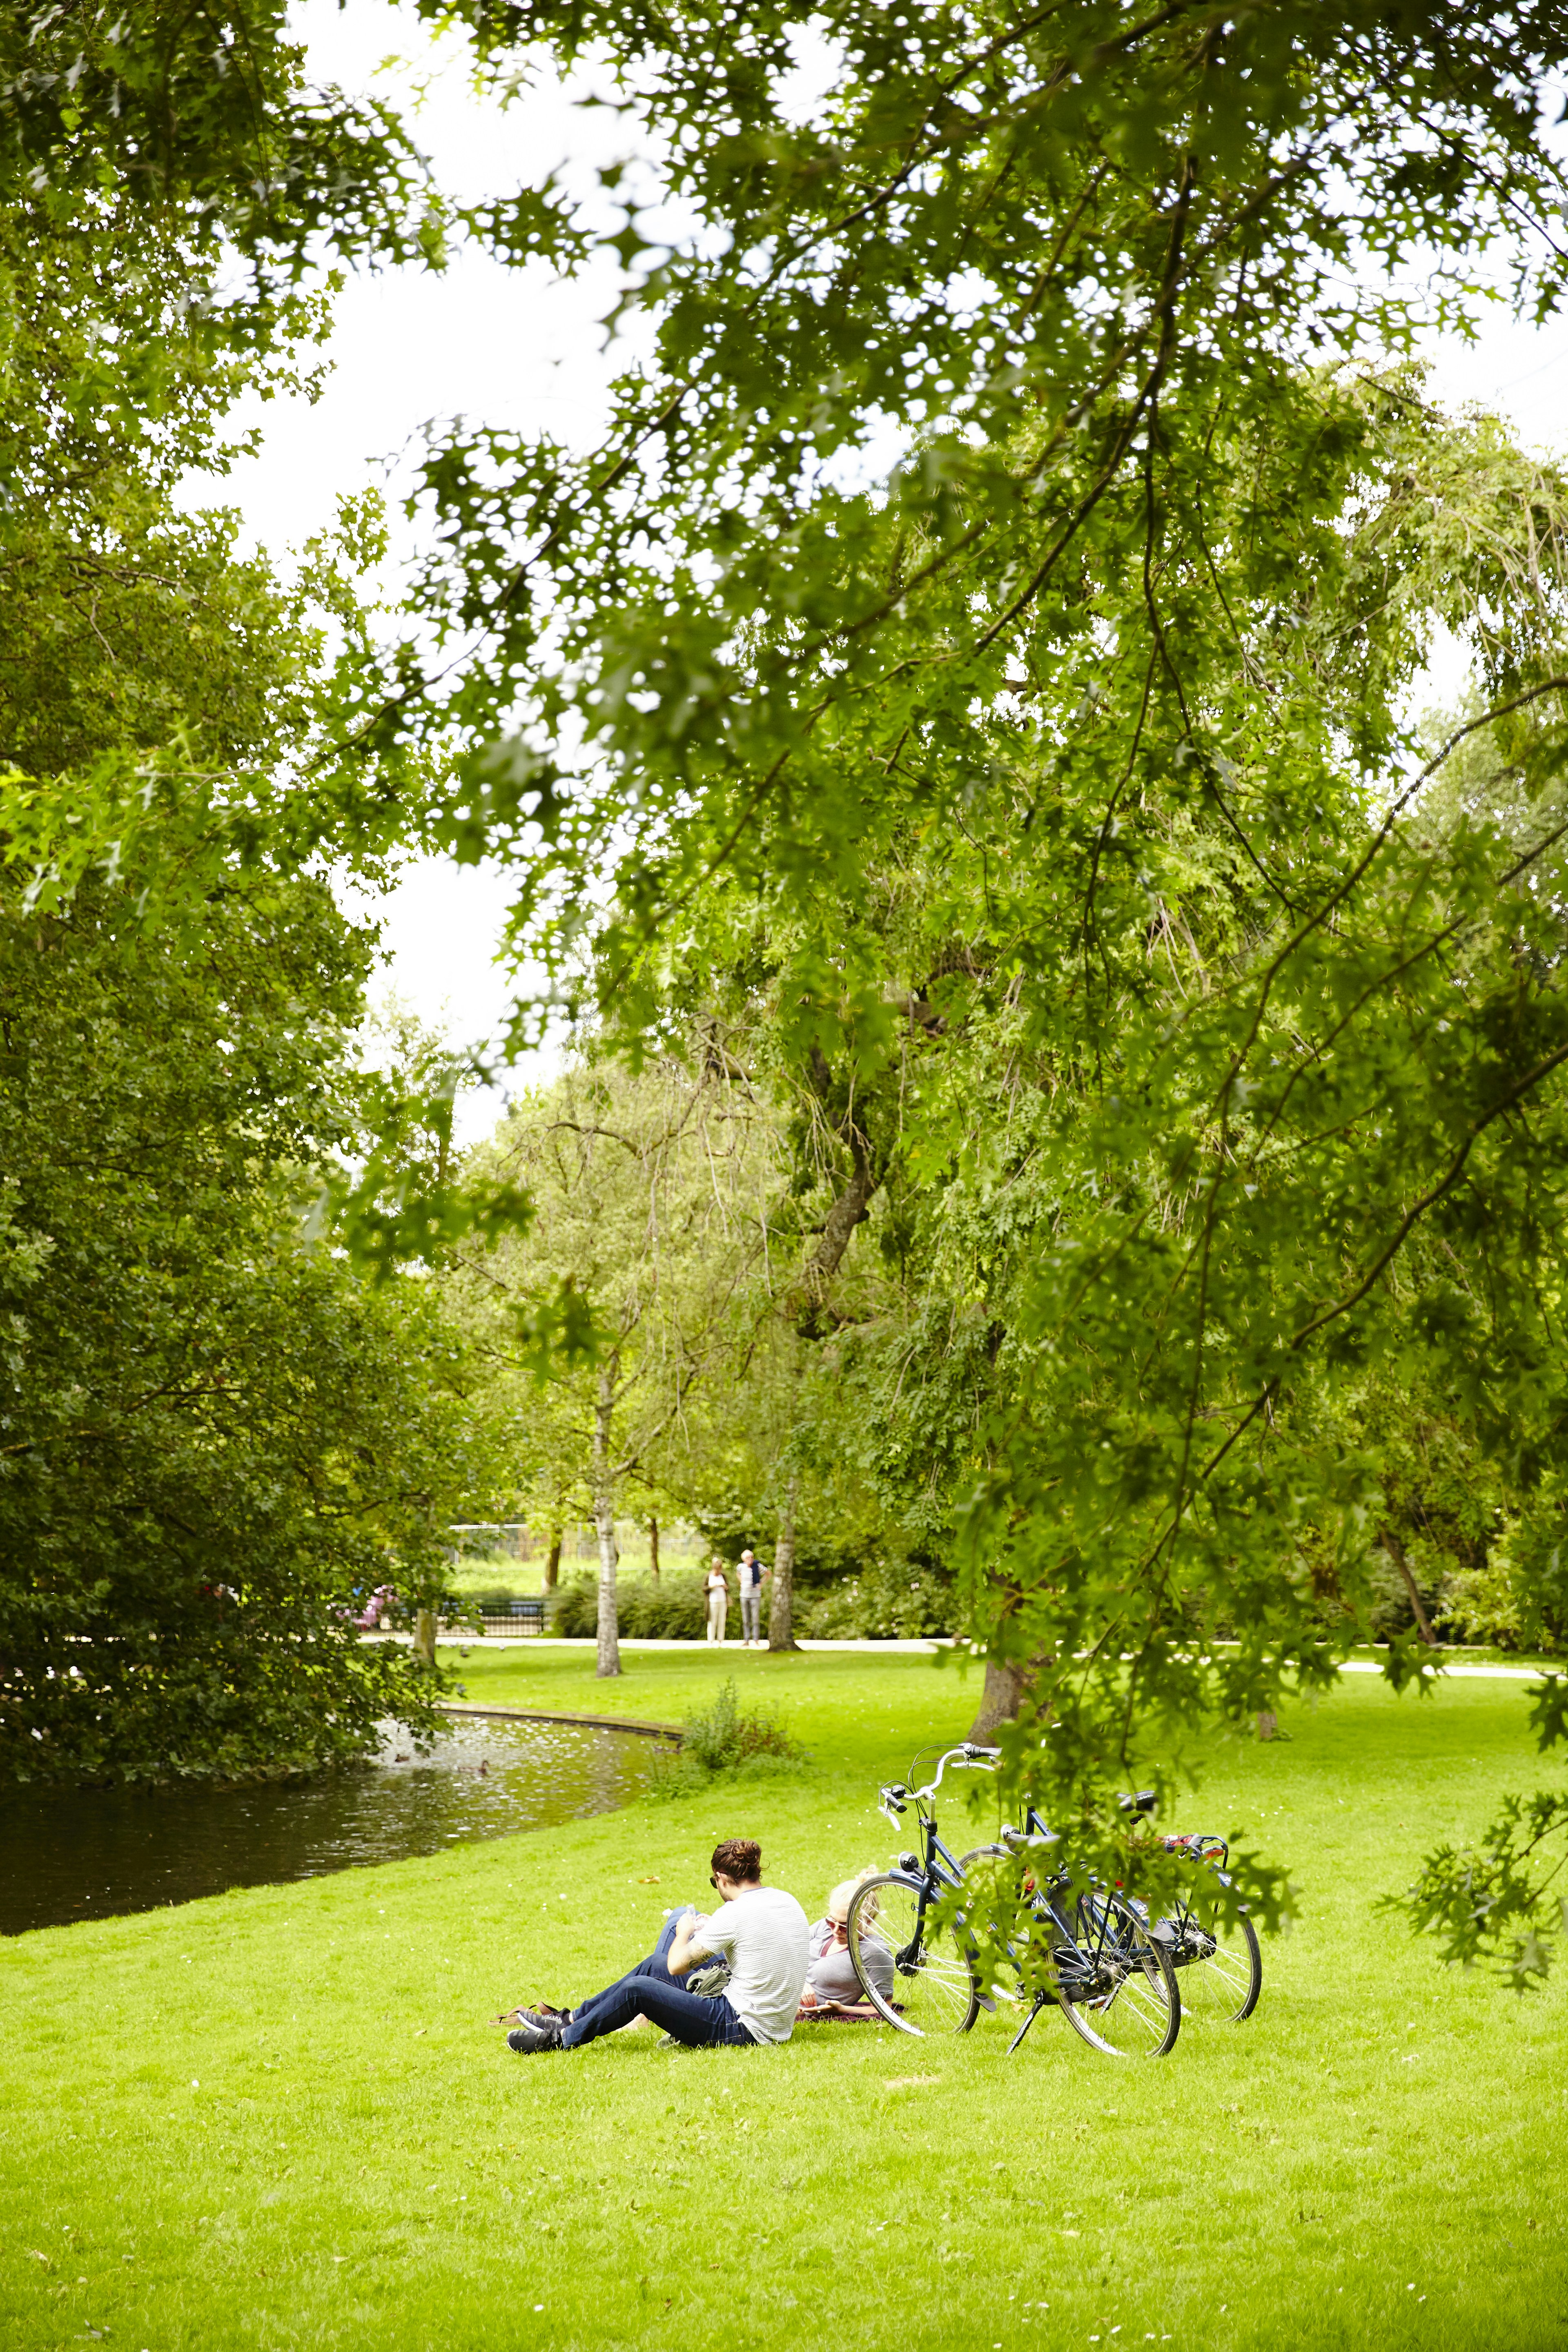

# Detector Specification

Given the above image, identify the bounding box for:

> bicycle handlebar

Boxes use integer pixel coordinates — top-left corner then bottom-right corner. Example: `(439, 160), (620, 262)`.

(877, 1744), (1000, 1822)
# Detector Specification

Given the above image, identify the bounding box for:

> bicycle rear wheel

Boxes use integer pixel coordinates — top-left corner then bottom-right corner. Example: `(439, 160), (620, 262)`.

(846, 1873), (980, 2037)
(1169, 1888), (1262, 2022)
(1055, 1892), (1181, 2058)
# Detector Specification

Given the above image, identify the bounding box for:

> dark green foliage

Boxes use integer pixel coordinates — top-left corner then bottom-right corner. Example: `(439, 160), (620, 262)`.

(550, 1574), (709, 1642)
(0, 858), (488, 1788)
(1386, 1780), (1568, 1993)
(797, 1558), (954, 1642)
(0, 56), (503, 1780)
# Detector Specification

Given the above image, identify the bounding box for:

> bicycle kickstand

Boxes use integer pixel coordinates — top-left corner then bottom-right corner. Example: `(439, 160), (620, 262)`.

(1007, 1993), (1047, 2056)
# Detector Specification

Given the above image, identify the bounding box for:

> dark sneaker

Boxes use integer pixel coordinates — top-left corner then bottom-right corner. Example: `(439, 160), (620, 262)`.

(511, 2002), (571, 2030)
(507, 2020), (564, 2054)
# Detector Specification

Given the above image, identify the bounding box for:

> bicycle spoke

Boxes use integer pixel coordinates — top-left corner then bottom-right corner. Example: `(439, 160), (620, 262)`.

(1056, 1895), (1182, 2058)
(847, 1873), (980, 2036)
(1171, 1895), (1262, 2022)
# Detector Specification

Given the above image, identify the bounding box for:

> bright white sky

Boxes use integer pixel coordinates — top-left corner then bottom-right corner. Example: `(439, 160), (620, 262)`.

(195, 3), (1568, 1135)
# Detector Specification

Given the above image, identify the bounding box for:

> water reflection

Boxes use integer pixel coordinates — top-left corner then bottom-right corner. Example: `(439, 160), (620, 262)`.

(0, 1714), (662, 1936)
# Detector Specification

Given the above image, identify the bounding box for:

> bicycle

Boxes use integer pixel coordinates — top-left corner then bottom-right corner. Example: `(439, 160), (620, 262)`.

(844, 1742), (1001, 2036)
(1143, 1807), (1262, 2022)
(958, 1807), (1183, 2059)
(848, 1747), (1182, 2057)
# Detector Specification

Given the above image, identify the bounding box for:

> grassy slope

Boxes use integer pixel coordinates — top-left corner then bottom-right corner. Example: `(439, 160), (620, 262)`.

(2, 1652), (1564, 2352)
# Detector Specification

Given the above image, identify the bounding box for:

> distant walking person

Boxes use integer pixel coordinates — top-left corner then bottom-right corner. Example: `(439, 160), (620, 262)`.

(737, 1546), (769, 1647)
(705, 1557), (730, 1643)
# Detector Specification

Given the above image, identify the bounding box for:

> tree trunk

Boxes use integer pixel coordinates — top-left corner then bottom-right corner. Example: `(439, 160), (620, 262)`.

(594, 1359), (622, 1678)
(414, 1608), (437, 1668)
(543, 1528), (562, 1593)
(648, 1512), (660, 1579)
(768, 1467), (800, 1652)
(1385, 1531), (1438, 1646)
(967, 1652), (1037, 1742)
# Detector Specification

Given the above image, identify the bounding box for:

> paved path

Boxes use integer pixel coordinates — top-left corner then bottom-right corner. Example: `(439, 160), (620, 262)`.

(423, 1634), (1552, 1677)
(425, 1634), (951, 1655)
(1337, 1657), (1547, 1681)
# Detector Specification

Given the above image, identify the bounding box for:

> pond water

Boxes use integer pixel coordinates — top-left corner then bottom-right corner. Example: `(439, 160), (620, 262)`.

(0, 1713), (664, 1937)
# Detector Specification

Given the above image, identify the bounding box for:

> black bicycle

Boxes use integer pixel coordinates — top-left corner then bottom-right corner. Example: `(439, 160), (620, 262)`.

(848, 1747), (1183, 2056)
(958, 1811), (1183, 2060)
(1149, 1822), (1263, 2022)
(845, 1742), (998, 2036)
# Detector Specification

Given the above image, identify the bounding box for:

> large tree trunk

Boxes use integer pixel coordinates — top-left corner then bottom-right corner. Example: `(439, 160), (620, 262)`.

(414, 1608), (437, 1669)
(648, 1512), (660, 1579)
(967, 1652), (1036, 1741)
(768, 1467), (800, 1652)
(543, 1527), (562, 1593)
(1385, 1531), (1438, 1646)
(593, 1359), (621, 1678)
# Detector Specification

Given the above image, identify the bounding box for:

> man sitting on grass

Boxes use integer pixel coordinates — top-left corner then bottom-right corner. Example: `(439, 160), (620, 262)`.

(506, 1837), (809, 2056)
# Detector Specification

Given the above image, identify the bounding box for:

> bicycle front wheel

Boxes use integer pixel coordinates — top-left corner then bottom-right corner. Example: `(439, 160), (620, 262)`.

(1056, 1893), (1181, 2058)
(1169, 1888), (1262, 2022)
(846, 1873), (980, 2038)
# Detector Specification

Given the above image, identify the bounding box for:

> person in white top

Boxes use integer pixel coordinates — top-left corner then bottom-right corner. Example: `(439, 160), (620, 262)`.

(504, 1838), (810, 2055)
(704, 1557), (730, 1643)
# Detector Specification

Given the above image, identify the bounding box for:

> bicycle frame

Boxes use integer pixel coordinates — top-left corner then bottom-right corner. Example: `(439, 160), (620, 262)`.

(874, 1744), (999, 1961)
(984, 1804), (1168, 2052)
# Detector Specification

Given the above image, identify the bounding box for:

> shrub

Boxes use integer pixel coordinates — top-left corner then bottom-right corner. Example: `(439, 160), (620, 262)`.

(547, 1573), (708, 1640)
(679, 1677), (801, 1769)
(797, 1555), (954, 1640)
(548, 1580), (595, 1636)
(650, 1679), (805, 1799)
(1439, 1531), (1527, 1650)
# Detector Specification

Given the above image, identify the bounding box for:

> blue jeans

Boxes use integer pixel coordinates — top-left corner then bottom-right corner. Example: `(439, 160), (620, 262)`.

(560, 1911), (754, 2051)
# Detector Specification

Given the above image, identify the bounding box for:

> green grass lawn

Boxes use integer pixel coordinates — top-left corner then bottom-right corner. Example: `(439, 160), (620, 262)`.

(2, 1652), (1564, 2351)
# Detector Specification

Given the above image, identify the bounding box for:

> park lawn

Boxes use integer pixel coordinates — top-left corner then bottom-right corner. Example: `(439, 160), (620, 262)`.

(1, 1659), (1564, 2352)
(449, 1639), (989, 1768)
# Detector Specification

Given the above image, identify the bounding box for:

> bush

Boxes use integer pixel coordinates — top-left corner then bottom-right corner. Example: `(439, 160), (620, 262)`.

(649, 1679), (805, 1799)
(1439, 1529), (1527, 1649)
(679, 1677), (802, 1769)
(548, 1572), (709, 1640)
(549, 1559), (954, 1643)
(797, 1555), (954, 1640)
(549, 1580), (595, 1636)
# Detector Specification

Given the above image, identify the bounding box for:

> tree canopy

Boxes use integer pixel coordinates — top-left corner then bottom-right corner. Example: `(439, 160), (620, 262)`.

(11, 0), (1568, 1962)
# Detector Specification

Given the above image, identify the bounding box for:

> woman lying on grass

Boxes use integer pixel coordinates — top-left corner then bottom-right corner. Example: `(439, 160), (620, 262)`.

(799, 1870), (893, 2014)
(504, 1838), (809, 2055)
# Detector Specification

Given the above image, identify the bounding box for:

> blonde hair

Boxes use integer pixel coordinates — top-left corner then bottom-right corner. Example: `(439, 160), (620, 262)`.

(826, 1866), (881, 1924)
